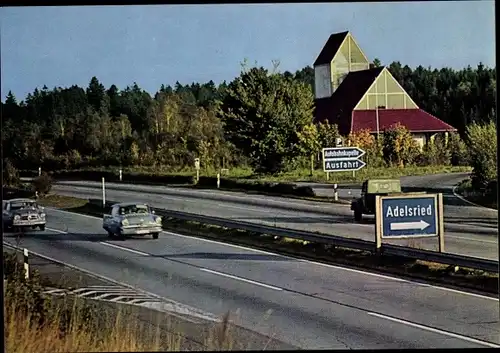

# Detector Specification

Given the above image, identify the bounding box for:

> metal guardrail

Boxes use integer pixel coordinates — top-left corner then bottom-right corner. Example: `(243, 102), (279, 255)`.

(151, 208), (499, 274)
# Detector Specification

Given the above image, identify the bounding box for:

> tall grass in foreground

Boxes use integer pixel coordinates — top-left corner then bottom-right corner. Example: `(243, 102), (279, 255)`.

(3, 251), (241, 352)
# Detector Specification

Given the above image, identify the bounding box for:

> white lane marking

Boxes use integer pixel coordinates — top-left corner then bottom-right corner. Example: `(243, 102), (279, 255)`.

(368, 312), (500, 348)
(47, 227), (67, 234)
(100, 242), (150, 256)
(452, 185), (498, 211)
(199, 268), (283, 291)
(47, 208), (499, 301)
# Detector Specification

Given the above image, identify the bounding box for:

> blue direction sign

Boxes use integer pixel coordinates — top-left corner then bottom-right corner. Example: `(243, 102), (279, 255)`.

(380, 194), (439, 238)
(324, 159), (366, 172)
(322, 147), (365, 160)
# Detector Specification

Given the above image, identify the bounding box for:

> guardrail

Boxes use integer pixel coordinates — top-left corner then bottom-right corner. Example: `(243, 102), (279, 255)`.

(149, 207), (499, 274)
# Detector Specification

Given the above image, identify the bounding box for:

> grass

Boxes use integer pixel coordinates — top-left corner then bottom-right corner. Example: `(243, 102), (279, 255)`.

(35, 192), (499, 295)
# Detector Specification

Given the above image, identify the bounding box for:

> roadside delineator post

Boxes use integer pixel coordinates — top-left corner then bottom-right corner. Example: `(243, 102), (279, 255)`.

(119, 169), (123, 182)
(102, 177), (106, 209)
(334, 184), (338, 201)
(217, 173), (221, 189)
(23, 248), (29, 280)
(38, 167), (41, 176)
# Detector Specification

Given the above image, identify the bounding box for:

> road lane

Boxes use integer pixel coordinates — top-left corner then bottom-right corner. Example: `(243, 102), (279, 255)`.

(3, 207), (499, 348)
(51, 181), (498, 260)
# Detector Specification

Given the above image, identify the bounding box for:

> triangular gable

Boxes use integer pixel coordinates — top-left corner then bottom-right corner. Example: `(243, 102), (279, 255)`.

(313, 31), (349, 66)
(354, 67), (419, 110)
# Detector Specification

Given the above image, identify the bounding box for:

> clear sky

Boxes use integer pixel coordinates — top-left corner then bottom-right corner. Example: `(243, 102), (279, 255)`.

(0, 1), (495, 102)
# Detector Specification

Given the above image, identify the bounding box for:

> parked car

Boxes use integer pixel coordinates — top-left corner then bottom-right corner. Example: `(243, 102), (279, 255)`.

(102, 202), (162, 239)
(2, 198), (46, 231)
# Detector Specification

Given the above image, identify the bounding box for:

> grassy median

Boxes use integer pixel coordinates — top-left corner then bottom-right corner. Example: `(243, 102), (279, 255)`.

(33, 193), (499, 295)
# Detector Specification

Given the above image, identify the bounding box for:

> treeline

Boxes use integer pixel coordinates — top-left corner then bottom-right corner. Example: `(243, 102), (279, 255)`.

(1, 60), (496, 179)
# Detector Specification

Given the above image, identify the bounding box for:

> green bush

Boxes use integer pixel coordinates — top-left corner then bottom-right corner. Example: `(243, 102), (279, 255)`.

(32, 172), (52, 195)
(466, 121), (497, 188)
(3, 159), (20, 187)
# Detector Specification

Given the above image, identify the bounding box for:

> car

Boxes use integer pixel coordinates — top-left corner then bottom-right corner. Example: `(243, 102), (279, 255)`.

(350, 179), (402, 222)
(2, 198), (47, 232)
(102, 202), (162, 240)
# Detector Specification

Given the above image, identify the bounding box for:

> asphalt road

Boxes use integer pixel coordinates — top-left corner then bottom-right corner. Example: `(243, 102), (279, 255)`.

(3, 208), (499, 349)
(50, 172), (499, 260)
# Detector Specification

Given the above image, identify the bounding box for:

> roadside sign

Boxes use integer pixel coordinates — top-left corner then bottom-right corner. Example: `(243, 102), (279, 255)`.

(378, 194), (439, 238)
(324, 159), (366, 172)
(322, 146), (366, 172)
(194, 158), (200, 170)
(335, 137), (343, 147)
(322, 147), (366, 160)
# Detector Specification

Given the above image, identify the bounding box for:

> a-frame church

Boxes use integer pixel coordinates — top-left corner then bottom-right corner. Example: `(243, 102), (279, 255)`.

(313, 31), (456, 148)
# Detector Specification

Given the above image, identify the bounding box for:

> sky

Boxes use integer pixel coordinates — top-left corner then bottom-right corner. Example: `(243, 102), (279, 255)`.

(0, 1), (495, 102)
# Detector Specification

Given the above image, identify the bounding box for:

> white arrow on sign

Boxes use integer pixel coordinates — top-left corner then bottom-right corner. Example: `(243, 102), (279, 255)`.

(390, 220), (430, 231)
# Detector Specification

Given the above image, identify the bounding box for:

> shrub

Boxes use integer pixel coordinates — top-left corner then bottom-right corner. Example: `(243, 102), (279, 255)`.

(382, 123), (420, 167)
(418, 134), (451, 166)
(32, 172), (52, 195)
(3, 159), (20, 187)
(447, 132), (469, 166)
(466, 121), (497, 188)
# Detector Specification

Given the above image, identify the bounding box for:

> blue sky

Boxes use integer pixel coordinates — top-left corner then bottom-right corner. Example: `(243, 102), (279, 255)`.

(1, 1), (495, 102)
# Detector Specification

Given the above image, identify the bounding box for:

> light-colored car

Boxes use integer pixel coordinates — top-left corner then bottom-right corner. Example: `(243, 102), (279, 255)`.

(102, 202), (162, 239)
(2, 198), (46, 231)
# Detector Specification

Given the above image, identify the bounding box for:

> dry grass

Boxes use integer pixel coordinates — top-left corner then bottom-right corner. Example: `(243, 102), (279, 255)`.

(5, 293), (165, 352)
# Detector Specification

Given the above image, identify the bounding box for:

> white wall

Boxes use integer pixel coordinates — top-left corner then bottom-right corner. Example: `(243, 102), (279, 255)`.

(314, 64), (332, 99)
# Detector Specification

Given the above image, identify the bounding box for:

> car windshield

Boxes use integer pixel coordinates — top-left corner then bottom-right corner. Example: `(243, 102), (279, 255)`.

(10, 201), (37, 211)
(119, 204), (149, 215)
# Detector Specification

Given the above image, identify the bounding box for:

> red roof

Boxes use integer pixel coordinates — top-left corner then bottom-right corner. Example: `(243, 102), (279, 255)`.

(351, 109), (457, 133)
(314, 67), (384, 135)
(313, 31), (349, 66)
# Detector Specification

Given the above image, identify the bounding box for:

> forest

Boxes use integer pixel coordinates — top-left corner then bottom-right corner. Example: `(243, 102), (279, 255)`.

(1, 59), (496, 189)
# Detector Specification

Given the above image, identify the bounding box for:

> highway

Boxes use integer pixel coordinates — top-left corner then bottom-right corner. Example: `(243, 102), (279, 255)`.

(49, 172), (499, 260)
(3, 207), (500, 349)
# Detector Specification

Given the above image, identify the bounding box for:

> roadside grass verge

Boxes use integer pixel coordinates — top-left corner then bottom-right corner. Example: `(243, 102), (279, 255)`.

(32, 192), (499, 296)
(455, 178), (498, 210)
(3, 250), (280, 351)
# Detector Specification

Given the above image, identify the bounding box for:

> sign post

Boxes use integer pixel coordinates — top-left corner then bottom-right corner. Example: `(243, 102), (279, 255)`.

(102, 177), (106, 209)
(194, 158), (200, 183)
(375, 193), (444, 252)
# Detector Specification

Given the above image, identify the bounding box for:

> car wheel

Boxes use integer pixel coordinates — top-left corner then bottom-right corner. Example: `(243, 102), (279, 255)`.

(107, 231), (115, 238)
(117, 231), (126, 240)
(152, 232), (159, 239)
(39, 224), (45, 231)
(354, 209), (362, 222)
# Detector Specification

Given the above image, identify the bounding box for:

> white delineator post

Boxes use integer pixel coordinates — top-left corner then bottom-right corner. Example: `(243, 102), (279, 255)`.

(38, 167), (41, 176)
(217, 173), (220, 189)
(334, 183), (338, 201)
(119, 169), (123, 182)
(23, 248), (29, 280)
(102, 177), (106, 208)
